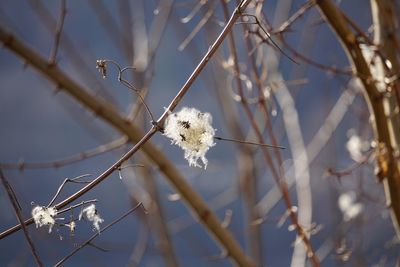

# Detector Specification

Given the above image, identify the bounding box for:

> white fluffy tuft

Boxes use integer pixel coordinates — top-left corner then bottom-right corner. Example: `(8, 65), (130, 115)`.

(163, 107), (215, 168)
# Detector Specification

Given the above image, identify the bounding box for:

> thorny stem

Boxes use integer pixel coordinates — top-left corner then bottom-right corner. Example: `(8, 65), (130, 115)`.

(0, 170), (44, 267)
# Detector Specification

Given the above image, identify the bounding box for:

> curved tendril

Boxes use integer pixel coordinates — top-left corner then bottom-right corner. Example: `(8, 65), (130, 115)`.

(97, 59), (155, 122)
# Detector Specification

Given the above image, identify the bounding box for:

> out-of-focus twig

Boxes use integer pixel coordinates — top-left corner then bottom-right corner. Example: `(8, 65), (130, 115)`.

(0, 170), (44, 267)
(220, 2), (263, 264)
(0, 137), (128, 170)
(273, 0), (315, 34)
(179, 1), (217, 51)
(140, 164), (179, 267)
(29, 0), (116, 103)
(48, 0), (66, 65)
(0, 1), (258, 265)
(214, 136), (285, 149)
(88, 0), (132, 60)
(316, 0), (400, 239)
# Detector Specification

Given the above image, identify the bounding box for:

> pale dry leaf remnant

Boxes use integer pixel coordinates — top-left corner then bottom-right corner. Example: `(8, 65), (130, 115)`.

(96, 59), (107, 79)
(65, 221), (76, 234)
(338, 191), (363, 221)
(79, 204), (104, 232)
(346, 130), (369, 162)
(31, 206), (58, 233)
(163, 107), (215, 169)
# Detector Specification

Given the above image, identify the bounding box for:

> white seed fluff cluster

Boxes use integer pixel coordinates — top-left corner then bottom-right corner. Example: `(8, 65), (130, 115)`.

(346, 130), (369, 162)
(163, 107), (215, 168)
(79, 204), (104, 232)
(32, 206), (58, 233)
(338, 191), (363, 221)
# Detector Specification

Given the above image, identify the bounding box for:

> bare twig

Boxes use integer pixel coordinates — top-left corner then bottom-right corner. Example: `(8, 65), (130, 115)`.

(215, 136), (285, 149)
(326, 150), (374, 179)
(180, 0), (208, 24)
(54, 202), (146, 267)
(96, 59), (155, 122)
(0, 1), (258, 265)
(47, 174), (92, 207)
(57, 199), (98, 215)
(224, 2), (320, 266)
(316, 0), (400, 239)
(48, 0), (66, 65)
(127, 218), (149, 267)
(88, 0), (132, 60)
(0, 170), (44, 267)
(220, 2), (263, 264)
(0, 137), (128, 170)
(239, 13), (299, 64)
(273, 1), (315, 34)
(29, 0), (116, 104)
(179, 1), (217, 51)
(139, 164), (179, 267)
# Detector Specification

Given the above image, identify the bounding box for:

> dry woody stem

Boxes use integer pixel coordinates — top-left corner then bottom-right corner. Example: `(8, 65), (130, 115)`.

(315, 0), (400, 238)
(0, 1), (256, 265)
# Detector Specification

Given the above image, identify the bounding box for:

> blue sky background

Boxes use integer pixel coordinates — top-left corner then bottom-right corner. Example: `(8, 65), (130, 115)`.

(0, 1), (398, 266)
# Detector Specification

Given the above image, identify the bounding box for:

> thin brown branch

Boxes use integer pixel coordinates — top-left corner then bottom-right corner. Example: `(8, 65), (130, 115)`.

(48, 0), (66, 65)
(47, 174), (92, 207)
(0, 137), (127, 170)
(224, 3), (320, 266)
(326, 150), (374, 179)
(315, 0), (400, 238)
(239, 13), (299, 64)
(214, 136), (285, 149)
(29, 0), (116, 104)
(250, 8), (352, 75)
(140, 164), (179, 267)
(220, 2), (263, 264)
(0, 170), (44, 267)
(88, 0), (132, 60)
(57, 199), (98, 215)
(96, 59), (155, 122)
(178, 1), (217, 51)
(54, 202), (146, 267)
(241, 20), (285, 167)
(273, 0), (315, 34)
(278, 35), (352, 75)
(0, 1), (257, 265)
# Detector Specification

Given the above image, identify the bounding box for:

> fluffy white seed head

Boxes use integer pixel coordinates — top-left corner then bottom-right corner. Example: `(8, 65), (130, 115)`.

(163, 107), (215, 168)
(338, 191), (363, 221)
(346, 130), (369, 162)
(32, 206), (58, 233)
(79, 204), (104, 232)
